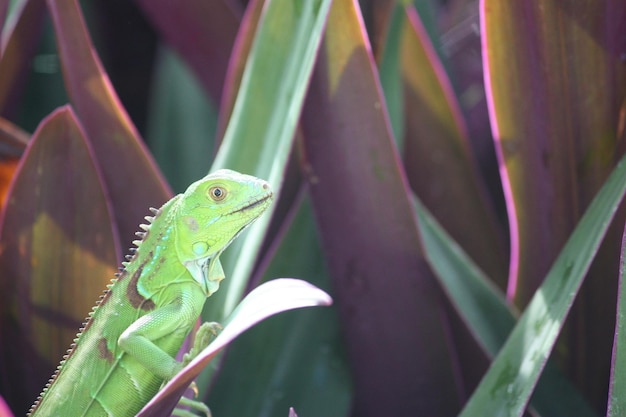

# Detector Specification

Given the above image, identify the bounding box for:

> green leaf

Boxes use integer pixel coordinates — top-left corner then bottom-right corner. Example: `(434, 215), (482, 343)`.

(607, 225), (626, 416)
(206, 0), (333, 319)
(414, 196), (516, 354)
(377, 2), (404, 146)
(414, 197), (597, 417)
(459, 153), (626, 417)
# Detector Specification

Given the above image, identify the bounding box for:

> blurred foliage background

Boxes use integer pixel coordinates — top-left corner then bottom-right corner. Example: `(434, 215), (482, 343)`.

(1, 0), (625, 416)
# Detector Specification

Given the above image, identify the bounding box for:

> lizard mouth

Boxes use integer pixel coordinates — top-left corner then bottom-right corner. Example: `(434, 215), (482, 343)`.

(229, 191), (273, 216)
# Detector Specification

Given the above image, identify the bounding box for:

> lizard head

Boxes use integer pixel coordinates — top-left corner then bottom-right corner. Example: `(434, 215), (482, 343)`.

(174, 169), (273, 288)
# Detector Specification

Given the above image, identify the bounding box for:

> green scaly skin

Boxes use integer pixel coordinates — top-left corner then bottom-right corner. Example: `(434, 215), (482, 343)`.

(28, 169), (272, 417)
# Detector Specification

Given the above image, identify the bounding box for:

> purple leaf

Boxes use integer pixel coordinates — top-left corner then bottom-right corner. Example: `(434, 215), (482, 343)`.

(482, 0), (626, 409)
(0, 394), (14, 417)
(0, 0), (47, 117)
(0, 105), (119, 413)
(215, 0), (264, 141)
(300, 1), (461, 415)
(0, 0), (7, 36)
(47, 0), (171, 245)
(401, 5), (507, 285)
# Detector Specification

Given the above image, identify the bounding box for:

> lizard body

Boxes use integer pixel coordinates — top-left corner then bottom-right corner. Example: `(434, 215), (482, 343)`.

(28, 169), (272, 416)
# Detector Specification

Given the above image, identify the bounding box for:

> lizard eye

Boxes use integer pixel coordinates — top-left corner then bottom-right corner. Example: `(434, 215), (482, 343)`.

(208, 186), (227, 201)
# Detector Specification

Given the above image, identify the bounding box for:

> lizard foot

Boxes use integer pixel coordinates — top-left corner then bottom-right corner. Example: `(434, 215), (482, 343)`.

(183, 321), (222, 366)
(173, 395), (211, 417)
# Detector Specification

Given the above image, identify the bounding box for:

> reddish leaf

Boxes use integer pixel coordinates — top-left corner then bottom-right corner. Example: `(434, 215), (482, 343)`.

(0, 395), (14, 417)
(0, 105), (119, 413)
(401, 5), (507, 285)
(483, 0), (626, 301)
(0, 118), (29, 147)
(47, 0), (171, 245)
(300, 1), (460, 415)
(436, 3), (497, 181)
(364, 0), (395, 58)
(215, 0), (264, 141)
(0, 1), (7, 39)
(0, 0), (47, 117)
(134, 0), (243, 103)
(483, 0), (626, 409)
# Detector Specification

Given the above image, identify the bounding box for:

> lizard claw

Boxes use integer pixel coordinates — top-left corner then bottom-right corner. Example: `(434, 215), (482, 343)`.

(182, 322), (222, 366)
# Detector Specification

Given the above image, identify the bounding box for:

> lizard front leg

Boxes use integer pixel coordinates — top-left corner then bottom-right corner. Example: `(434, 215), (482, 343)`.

(117, 289), (206, 380)
(117, 290), (211, 416)
(117, 307), (184, 379)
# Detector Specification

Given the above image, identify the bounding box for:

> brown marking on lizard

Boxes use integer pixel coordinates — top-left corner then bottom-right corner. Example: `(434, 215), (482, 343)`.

(127, 263), (155, 311)
(98, 337), (114, 363)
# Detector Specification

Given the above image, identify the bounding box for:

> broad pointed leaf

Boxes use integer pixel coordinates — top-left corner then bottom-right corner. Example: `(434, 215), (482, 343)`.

(0, 0), (46, 117)
(482, 1), (626, 408)
(483, 0), (625, 300)
(300, 1), (459, 415)
(0, 106), (119, 413)
(47, 0), (171, 245)
(401, 4), (506, 284)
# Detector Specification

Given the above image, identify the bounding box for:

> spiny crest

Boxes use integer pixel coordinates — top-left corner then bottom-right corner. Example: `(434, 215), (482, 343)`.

(129, 211), (157, 251)
(29, 206), (163, 415)
(27, 347), (74, 414)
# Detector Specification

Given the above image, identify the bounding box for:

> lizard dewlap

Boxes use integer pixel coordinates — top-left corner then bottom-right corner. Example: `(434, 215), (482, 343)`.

(28, 169), (272, 417)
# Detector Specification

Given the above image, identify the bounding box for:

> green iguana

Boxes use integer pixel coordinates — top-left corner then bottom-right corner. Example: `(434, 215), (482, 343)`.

(28, 169), (273, 417)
